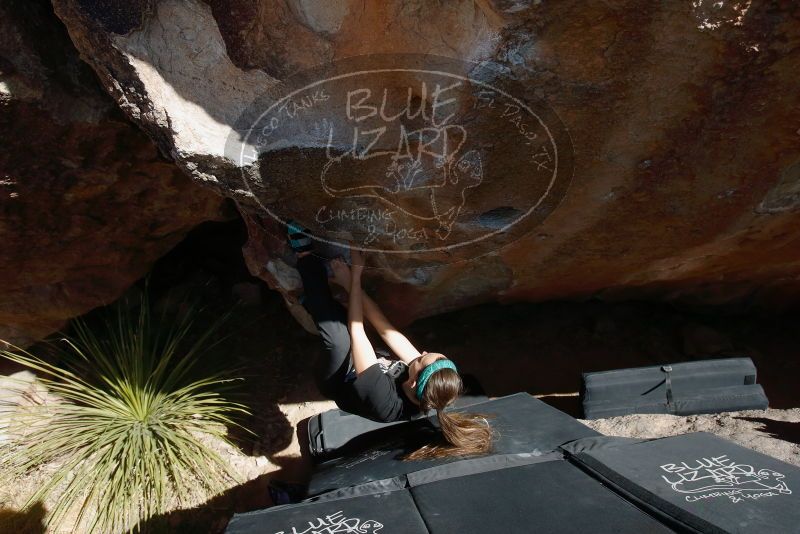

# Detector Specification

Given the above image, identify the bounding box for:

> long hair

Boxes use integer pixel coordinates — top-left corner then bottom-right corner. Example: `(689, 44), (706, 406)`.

(405, 367), (493, 461)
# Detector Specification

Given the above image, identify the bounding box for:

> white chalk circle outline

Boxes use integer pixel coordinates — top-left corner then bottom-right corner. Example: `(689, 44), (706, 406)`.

(239, 66), (565, 254)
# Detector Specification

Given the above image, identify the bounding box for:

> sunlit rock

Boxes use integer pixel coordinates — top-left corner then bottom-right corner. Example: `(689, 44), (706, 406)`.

(50, 0), (800, 328)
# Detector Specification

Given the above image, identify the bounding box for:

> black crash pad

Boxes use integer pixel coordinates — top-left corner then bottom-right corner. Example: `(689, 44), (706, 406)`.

(307, 375), (488, 459)
(582, 357), (769, 419)
(568, 432), (800, 533)
(307, 393), (599, 497)
(411, 458), (675, 534)
(226, 486), (427, 534)
(227, 457), (676, 534)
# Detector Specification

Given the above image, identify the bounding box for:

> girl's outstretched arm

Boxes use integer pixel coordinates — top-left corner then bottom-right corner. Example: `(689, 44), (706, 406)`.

(332, 258), (422, 365)
(360, 295), (421, 365)
(348, 248), (378, 375)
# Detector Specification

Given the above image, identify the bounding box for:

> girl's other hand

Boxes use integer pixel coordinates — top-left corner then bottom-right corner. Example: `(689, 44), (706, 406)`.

(330, 257), (351, 290)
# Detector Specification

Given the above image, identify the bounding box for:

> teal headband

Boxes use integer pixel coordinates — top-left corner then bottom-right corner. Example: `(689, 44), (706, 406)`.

(416, 359), (458, 400)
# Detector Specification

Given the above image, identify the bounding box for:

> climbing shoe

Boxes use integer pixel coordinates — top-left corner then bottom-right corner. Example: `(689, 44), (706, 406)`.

(286, 219), (314, 253)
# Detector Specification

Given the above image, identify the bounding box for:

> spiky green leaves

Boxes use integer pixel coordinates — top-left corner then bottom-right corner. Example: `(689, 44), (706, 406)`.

(0, 295), (250, 533)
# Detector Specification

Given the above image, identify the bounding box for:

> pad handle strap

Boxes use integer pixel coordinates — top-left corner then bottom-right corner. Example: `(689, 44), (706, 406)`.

(661, 365), (675, 414)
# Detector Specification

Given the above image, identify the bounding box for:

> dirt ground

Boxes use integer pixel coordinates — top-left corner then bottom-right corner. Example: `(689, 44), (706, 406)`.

(2, 222), (800, 532)
(149, 294), (800, 531)
(3, 288), (800, 533)
(582, 408), (800, 466)
(224, 296), (800, 530)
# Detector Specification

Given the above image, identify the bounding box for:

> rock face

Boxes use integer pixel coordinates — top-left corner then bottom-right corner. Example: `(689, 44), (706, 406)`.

(0, 0), (228, 345)
(49, 0), (800, 328)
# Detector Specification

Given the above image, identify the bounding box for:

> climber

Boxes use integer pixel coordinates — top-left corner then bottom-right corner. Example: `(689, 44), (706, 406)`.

(287, 221), (492, 460)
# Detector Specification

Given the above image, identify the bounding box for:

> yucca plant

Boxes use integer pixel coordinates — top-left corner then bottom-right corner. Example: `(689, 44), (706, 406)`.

(0, 292), (250, 533)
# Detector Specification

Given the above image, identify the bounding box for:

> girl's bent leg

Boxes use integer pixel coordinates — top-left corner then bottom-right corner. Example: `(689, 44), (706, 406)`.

(296, 254), (353, 398)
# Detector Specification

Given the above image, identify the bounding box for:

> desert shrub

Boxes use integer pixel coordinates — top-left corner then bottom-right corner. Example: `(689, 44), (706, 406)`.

(0, 294), (250, 533)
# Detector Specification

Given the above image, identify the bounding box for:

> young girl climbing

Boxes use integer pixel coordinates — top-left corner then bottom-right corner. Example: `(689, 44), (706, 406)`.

(288, 221), (492, 460)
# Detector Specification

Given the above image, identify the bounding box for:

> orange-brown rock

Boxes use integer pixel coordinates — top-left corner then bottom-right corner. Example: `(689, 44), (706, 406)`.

(0, 0), (228, 345)
(49, 0), (800, 329)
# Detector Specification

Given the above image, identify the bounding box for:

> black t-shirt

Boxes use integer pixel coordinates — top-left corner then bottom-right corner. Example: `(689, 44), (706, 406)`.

(350, 360), (420, 423)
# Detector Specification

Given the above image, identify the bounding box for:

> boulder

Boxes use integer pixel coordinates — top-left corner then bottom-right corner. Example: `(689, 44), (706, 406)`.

(49, 0), (800, 328)
(0, 371), (56, 445)
(0, 0), (228, 345)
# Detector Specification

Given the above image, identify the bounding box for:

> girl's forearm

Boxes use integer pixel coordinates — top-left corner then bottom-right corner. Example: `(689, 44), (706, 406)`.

(348, 271), (364, 327)
(360, 293), (421, 364)
(340, 271), (421, 365)
(348, 271), (377, 374)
